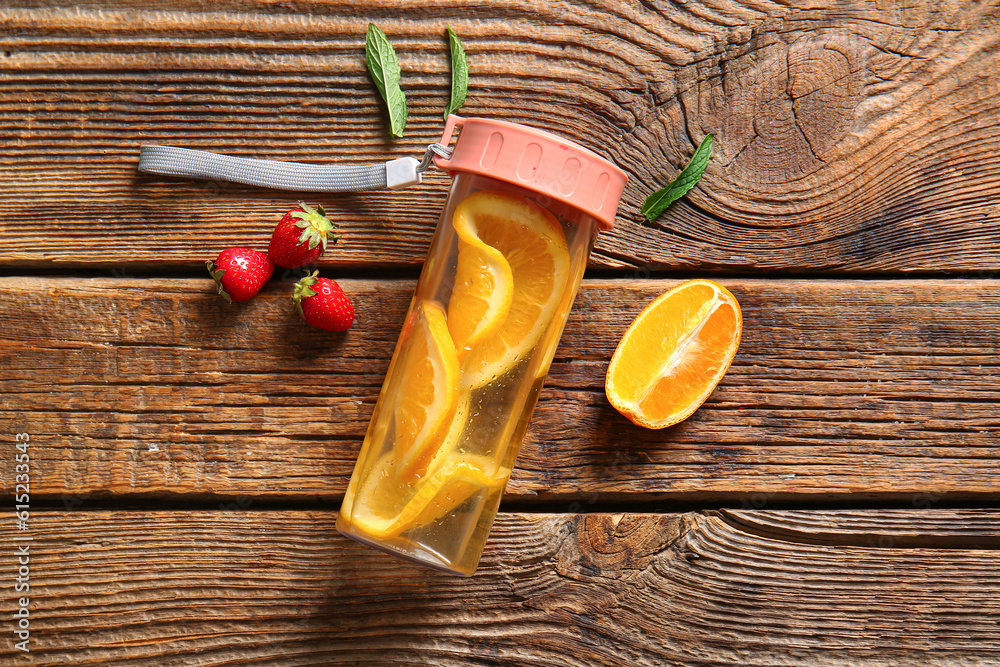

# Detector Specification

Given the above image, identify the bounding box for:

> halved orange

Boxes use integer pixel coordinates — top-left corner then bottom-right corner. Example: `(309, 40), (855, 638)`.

(348, 451), (510, 539)
(453, 191), (570, 387)
(605, 279), (742, 429)
(392, 301), (461, 478)
(447, 221), (514, 360)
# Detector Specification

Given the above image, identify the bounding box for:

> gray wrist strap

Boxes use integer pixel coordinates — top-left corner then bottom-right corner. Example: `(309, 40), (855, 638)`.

(137, 143), (452, 192)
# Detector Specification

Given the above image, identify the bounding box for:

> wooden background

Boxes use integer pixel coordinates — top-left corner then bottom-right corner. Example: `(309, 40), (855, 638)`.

(2, 0), (999, 664)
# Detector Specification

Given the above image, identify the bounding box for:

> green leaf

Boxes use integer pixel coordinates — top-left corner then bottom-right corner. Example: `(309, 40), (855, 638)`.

(641, 134), (714, 222)
(365, 23), (408, 138)
(444, 26), (468, 119)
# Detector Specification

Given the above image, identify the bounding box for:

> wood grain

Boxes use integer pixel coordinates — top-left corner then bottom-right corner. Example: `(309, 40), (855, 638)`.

(1, 1), (999, 273)
(2, 509), (999, 665)
(3, 276), (998, 503)
(4, 2), (1000, 664)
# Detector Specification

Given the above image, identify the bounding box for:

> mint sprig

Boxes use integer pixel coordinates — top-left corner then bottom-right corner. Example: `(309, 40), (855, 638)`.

(365, 23), (408, 138)
(641, 134), (714, 222)
(444, 26), (468, 119)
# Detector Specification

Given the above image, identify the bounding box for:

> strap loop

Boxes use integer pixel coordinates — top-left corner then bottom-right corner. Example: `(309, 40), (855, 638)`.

(417, 143), (453, 172)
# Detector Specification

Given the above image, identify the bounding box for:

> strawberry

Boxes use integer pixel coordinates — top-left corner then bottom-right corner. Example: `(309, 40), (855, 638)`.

(292, 271), (354, 331)
(206, 247), (274, 303)
(268, 202), (339, 269)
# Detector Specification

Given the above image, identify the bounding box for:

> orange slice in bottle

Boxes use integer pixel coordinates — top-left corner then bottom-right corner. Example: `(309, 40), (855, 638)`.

(447, 223), (514, 360)
(453, 191), (570, 387)
(605, 279), (742, 429)
(392, 301), (461, 478)
(349, 452), (510, 539)
(424, 390), (472, 471)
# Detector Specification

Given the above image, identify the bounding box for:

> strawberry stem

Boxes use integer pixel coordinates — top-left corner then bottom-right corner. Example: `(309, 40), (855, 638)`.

(290, 202), (339, 252)
(206, 260), (232, 304)
(291, 270), (320, 318)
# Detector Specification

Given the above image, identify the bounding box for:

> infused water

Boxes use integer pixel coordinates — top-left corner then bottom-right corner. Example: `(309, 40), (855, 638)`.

(337, 178), (595, 575)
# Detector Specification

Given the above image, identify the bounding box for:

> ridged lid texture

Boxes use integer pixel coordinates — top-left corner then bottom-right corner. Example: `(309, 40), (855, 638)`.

(433, 115), (628, 230)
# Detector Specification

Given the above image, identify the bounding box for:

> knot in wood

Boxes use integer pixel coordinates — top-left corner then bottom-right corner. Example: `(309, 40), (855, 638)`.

(712, 32), (867, 185)
(556, 514), (683, 580)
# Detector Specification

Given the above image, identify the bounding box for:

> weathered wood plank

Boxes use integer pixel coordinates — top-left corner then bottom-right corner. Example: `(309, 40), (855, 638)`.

(2, 510), (1000, 665)
(2, 276), (998, 502)
(725, 509), (1000, 547)
(1, 1), (999, 273)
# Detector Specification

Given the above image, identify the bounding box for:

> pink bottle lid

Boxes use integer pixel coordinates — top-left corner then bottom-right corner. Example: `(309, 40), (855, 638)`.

(433, 115), (628, 230)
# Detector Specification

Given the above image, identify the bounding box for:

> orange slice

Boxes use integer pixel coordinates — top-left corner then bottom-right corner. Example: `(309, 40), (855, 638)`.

(447, 222), (514, 360)
(605, 279), (742, 429)
(348, 452), (510, 539)
(454, 191), (570, 387)
(425, 390), (472, 471)
(392, 301), (461, 478)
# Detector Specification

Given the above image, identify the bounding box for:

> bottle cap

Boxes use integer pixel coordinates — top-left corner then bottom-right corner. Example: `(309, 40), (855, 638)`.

(433, 115), (628, 230)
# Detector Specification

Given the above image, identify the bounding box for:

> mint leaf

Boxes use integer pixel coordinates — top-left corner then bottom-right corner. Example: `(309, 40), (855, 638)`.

(444, 26), (468, 119)
(365, 23), (408, 138)
(641, 134), (714, 222)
